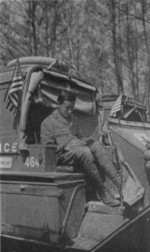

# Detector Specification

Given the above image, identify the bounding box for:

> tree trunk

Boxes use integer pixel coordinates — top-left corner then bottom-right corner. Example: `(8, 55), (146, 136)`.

(141, 0), (150, 117)
(109, 0), (123, 94)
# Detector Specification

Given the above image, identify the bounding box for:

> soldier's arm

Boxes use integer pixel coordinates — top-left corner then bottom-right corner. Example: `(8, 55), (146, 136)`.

(41, 119), (66, 152)
(41, 119), (55, 145)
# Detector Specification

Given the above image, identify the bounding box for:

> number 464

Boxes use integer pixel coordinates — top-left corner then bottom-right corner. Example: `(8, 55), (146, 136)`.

(25, 157), (39, 168)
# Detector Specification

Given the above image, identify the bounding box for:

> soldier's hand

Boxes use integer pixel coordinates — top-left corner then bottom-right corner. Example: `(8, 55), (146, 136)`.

(64, 138), (86, 150)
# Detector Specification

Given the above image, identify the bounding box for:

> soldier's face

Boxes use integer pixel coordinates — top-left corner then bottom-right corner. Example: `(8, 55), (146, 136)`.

(59, 100), (75, 118)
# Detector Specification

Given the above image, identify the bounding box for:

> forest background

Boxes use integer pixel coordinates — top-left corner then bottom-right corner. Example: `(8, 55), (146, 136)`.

(0, 0), (150, 116)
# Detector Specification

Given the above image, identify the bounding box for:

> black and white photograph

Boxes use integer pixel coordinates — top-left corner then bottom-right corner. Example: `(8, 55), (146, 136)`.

(0, 1), (150, 251)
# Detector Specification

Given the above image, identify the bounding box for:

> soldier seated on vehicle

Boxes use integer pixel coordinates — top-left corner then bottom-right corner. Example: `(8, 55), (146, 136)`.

(41, 90), (122, 207)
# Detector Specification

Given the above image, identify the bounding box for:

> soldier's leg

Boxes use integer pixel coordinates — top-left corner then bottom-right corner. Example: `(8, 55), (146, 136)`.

(57, 147), (120, 207)
(90, 142), (121, 193)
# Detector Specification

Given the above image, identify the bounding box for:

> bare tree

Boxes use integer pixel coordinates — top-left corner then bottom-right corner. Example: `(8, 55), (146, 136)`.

(108, 0), (124, 94)
(141, 0), (150, 114)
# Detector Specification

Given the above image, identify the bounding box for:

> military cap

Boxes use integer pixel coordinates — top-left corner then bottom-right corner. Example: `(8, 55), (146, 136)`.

(57, 90), (76, 103)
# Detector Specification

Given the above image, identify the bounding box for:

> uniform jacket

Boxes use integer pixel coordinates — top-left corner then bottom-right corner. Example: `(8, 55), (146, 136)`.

(41, 109), (82, 146)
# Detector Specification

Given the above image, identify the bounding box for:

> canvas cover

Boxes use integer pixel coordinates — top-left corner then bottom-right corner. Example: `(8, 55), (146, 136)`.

(103, 121), (150, 207)
(104, 143), (145, 208)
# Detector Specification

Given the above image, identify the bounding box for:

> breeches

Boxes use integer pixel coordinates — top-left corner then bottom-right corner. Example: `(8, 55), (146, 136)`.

(56, 141), (109, 173)
(56, 141), (120, 194)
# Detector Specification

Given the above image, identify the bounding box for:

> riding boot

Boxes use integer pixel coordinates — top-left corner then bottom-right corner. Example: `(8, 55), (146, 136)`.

(103, 161), (122, 195)
(96, 183), (121, 207)
(91, 143), (122, 195)
(85, 163), (120, 207)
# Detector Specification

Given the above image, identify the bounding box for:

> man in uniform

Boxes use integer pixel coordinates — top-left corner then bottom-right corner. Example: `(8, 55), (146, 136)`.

(41, 90), (121, 207)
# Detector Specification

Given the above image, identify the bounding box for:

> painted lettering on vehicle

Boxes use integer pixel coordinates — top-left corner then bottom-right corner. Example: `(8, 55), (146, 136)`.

(0, 142), (17, 153)
(133, 133), (150, 146)
(25, 157), (40, 168)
